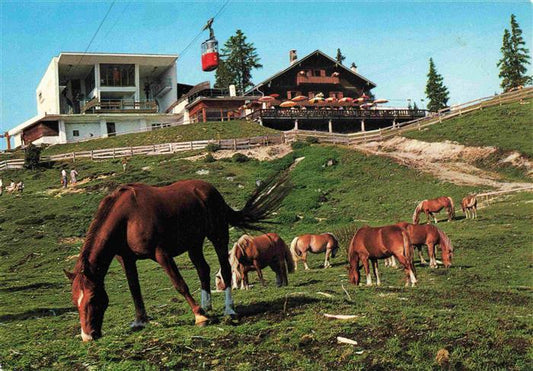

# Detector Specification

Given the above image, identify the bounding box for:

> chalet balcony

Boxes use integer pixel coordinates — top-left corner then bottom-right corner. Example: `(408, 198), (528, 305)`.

(81, 98), (158, 114)
(249, 108), (426, 121)
(296, 75), (340, 85)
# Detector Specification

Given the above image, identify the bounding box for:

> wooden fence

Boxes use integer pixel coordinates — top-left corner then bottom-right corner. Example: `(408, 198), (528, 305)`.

(476, 186), (533, 207)
(285, 87), (533, 145)
(0, 134), (286, 171)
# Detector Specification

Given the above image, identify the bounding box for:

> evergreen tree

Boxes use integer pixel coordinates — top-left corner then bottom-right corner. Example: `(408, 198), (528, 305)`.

(217, 30), (262, 94)
(24, 143), (41, 170)
(214, 59), (235, 89)
(407, 101), (412, 110)
(497, 14), (531, 91)
(425, 58), (449, 112)
(413, 102), (419, 111)
(336, 48), (346, 65)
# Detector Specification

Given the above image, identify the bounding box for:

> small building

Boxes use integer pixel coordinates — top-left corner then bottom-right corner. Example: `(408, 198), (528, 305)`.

(245, 50), (425, 132)
(8, 52), (182, 148)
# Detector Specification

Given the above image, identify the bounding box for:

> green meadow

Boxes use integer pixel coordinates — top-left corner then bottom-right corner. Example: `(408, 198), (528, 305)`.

(0, 143), (531, 370)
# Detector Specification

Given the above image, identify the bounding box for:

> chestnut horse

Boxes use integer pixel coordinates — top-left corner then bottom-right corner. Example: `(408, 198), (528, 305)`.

(216, 233), (294, 290)
(461, 195), (477, 219)
(395, 222), (453, 268)
(64, 175), (290, 341)
(290, 233), (339, 270)
(412, 196), (455, 224)
(348, 225), (417, 287)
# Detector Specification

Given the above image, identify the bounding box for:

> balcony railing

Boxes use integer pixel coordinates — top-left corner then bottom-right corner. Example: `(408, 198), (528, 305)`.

(249, 108), (427, 121)
(296, 75), (340, 85)
(81, 98), (158, 113)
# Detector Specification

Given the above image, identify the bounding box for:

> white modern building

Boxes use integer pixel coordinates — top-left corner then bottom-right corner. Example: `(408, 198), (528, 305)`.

(8, 52), (181, 148)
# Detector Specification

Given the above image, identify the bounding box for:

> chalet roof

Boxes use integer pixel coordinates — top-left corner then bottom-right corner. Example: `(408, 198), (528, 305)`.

(246, 50), (377, 95)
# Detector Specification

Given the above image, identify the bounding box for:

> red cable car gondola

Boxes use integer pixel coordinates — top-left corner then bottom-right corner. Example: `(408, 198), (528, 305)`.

(201, 18), (219, 72)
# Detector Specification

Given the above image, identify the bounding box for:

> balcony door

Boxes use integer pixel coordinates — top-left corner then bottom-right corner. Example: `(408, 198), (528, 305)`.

(106, 122), (116, 137)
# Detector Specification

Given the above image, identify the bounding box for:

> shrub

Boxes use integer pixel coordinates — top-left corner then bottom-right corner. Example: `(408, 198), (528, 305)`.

(305, 136), (319, 144)
(206, 143), (221, 153)
(232, 153), (250, 163)
(291, 141), (310, 150)
(24, 143), (41, 170)
(204, 154), (216, 163)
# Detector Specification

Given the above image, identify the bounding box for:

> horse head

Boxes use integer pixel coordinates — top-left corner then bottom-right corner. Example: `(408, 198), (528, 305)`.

(65, 269), (109, 341)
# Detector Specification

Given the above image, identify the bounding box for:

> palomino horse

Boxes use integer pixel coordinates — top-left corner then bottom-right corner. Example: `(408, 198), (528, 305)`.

(412, 196), (455, 224)
(393, 222), (453, 268)
(64, 175), (290, 341)
(216, 233), (294, 290)
(461, 195), (477, 219)
(348, 225), (417, 287)
(290, 233), (339, 270)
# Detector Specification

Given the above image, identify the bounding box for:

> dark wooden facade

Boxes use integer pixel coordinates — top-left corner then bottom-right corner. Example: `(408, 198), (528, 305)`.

(187, 98), (245, 123)
(22, 121), (59, 144)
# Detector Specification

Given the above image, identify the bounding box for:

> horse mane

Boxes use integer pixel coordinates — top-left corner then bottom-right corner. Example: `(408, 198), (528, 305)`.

(412, 200), (425, 224)
(447, 197), (455, 218)
(76, 185), (136, 275)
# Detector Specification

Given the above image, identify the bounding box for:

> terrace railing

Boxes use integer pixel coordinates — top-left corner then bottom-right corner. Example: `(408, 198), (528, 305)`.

(81, 98), (158, 113)
(250, 108), (426, 121)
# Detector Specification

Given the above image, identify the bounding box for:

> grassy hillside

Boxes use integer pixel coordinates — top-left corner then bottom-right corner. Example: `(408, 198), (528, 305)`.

(42, 120), (279, 156)
(0, 144), (531, 370)
(404, 99), (533, 157)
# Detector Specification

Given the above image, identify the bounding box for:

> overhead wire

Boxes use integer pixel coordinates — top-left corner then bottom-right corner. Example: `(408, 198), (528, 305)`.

(177, 0), (231, 59)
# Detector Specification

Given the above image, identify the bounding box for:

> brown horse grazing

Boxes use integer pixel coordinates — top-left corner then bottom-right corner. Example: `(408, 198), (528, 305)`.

(216, 233), (294, 290)
(348, 225), (417, 287)
(290, 233), (339, 270)
(64, 174), (290, 341)
(461, 195), (477, 219)
(412, 196), (455, 224)
(395, 222), (453, 268)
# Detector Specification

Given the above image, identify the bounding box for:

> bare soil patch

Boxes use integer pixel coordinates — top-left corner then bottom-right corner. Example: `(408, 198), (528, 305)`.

(184, 144), (292, 162)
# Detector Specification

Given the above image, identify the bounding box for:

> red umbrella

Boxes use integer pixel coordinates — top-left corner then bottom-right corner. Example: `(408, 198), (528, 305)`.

(338, 97), (353, 104)
(360, 94), (370, 100)
(373, 98), (389, 104)
(258, 96), (276, 103)
(269, 93), (280, 98)
(280, 100), (297, 108)
(325, 97), (337, 103)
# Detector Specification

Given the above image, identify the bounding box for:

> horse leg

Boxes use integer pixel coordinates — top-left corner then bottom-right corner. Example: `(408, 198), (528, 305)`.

(211, 235), (237, 316)
(427, 243), (437, 268)
(473, 206), (477, 219)
(371, 259), (381, 286)
(349, 252), (361, 285)
(302, 252), (310, 270)
(324, 249), (331, 268)
(417, 246), (427, 265)
(253, 260), (267, 286)
(154, 250), (208, 326)
(116, 256), (148, 328)
(431, 212), (438, 224)
(394, 253), (417, 287)
(425, 210), (431, 224)
(362, 257), (372, 286)
(188, 247), (212, 312)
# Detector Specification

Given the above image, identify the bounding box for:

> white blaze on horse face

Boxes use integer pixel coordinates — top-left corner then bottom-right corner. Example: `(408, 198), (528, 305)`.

(77, 290), (84, 307)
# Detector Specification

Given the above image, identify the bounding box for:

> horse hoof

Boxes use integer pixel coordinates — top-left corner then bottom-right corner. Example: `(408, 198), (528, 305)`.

(130, 320), (147, 330)
(195, 314), (210, 327)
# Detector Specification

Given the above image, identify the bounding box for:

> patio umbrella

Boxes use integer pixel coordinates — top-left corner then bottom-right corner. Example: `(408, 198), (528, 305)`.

(373, 98), (389, 104)
(258, 96), (276, 103)
(325, 97), (337, 103)
(355, 97), (365, 103)
(292, 95), (308, 102)
(360, 94), (370, 100)
(308, 96), (325, 104)
(280, 100), (297, 108)
(338, 97), (353, 104)
(269, 93), (280, 98)
(360, 102), (373, 109)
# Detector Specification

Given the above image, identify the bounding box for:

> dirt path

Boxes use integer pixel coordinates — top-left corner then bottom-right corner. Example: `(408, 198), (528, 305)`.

(184, 143), (292, 162)
(356, 137), (532, 191)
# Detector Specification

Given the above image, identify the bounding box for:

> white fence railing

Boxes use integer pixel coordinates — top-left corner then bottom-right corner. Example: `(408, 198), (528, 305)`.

(0, 134), (286, 171)
(285, 87), (533, 145)
(476, 186), (533, 206)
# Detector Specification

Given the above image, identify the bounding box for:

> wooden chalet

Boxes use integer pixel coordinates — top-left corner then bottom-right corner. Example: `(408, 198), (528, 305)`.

(245, 50), (425, 132)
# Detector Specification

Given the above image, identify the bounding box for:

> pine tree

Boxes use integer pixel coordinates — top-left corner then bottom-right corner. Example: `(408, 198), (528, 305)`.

(217, 30), (262, 94)
(425, 58), (449, 112)
(497, 14), (531, 91)
(413, 102), (419, 111)
(336, 48), (346, 65)
(214, 59), (235, 90)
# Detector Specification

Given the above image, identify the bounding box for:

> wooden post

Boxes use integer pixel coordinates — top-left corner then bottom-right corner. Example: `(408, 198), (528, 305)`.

(360, 120), (365, 132)
(130, 147), (133, 156)
(168, 143), (172, 153)
(5, 133), (11, 150)
(72, 152), (76, 162)
(190, 141), (193, 150)
(328, 119), (333, 133)
(294, 119), (299, 131)
(113, 148), (116, 159)
(91, 150), (94, 160)
(379, 128), (383, 141)
(233, 139), (237, 150)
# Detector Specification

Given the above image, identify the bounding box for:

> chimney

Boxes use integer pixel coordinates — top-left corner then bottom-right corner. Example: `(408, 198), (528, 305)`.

(229, 84), (236, 97)
(350, 63), (358, 74)
(289, 50), (298, 65)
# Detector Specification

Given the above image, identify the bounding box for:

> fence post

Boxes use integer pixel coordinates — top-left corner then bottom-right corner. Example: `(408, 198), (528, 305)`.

(168, 143), (172, 152)
(91, 150), (94, 160)
(153, 145), (156, 153)
(233, 139), (237, 150)
(379, 128), (383, 141)
(190, 141), (193, 150)
(130, 147), (133, 156)
(113, 148), (116, 159)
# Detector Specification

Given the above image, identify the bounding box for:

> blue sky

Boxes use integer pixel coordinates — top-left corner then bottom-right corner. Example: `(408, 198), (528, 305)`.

(1, 1), (531, 149)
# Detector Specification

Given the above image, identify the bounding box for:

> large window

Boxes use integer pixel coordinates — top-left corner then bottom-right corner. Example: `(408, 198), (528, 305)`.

(100, 64), (135, 87)
(85, 67), (95, 94)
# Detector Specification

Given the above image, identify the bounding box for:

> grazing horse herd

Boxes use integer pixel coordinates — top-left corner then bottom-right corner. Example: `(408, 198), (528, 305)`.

(65, 174), (477, 341)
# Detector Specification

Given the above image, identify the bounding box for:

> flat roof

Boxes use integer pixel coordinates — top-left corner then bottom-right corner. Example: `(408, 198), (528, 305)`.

(57, 52), (178, 66)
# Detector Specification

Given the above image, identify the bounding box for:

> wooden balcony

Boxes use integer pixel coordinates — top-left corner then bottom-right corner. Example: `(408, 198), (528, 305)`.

(249, 108), (426, 121)
(81, 98), (158, 114)
(296, 75), (340, 85)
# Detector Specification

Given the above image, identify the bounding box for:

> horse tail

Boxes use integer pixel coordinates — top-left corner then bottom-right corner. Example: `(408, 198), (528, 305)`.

(401, 229), (415, 274)
(226, 170), (291, 231)
(412, 200), (424, 224)
(290, 236), (300, 258)
(282, 238), (295, 274)
(447, 197), (455, 219)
